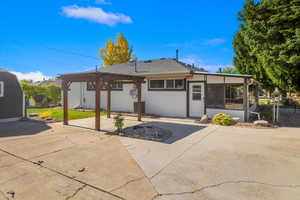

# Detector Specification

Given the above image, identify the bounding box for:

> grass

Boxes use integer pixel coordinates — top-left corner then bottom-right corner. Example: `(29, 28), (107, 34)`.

(27, 107), (106, 121)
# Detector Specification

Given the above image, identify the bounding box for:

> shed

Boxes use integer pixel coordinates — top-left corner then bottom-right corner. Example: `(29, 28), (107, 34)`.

(0, 69), (25, 122)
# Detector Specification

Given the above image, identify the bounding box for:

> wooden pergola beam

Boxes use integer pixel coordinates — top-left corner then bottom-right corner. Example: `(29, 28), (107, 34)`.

(95, 78), (101, 131)
(59, 71), (145, 131)
(136, 80), (142, 121)
(107, 84), (111, 118)
(62, 80), (71, 125)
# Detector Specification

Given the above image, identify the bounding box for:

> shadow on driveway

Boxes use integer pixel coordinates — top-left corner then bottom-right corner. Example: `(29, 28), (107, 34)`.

(0, 120), (51, 138)
(139, 121), (206, 144)
(67, 118), (207, 144)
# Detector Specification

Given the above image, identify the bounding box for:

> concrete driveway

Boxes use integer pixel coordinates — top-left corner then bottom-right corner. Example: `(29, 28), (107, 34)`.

(0, 120), (156, 200)
(119, 119), (300, 200)
(0, 117), (300, 200)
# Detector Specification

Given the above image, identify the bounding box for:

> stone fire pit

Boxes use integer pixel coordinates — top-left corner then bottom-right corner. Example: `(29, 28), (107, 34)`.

(122, 125), (172, 142)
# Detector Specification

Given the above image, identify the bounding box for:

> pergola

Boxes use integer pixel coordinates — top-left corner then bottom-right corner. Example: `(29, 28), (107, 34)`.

(59, 72), (145, 131)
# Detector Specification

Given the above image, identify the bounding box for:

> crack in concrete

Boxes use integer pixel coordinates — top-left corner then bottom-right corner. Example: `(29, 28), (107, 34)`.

(0, 189), (9, 200)
(152, 180), (300, 199)
(0, 147), (126, 200)
(150, 127), (218, 180)
(109, 176), (145, 193)
(65, 184), (87, 200)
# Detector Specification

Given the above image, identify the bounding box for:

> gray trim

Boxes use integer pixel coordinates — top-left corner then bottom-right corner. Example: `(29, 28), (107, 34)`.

(192, 71), (252, 78)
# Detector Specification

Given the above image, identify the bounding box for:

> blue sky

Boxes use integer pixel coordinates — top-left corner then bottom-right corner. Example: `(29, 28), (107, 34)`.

(0, 0), (245, 81)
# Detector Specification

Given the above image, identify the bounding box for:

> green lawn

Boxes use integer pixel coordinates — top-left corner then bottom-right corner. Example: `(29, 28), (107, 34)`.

(27, 107), (106, 121)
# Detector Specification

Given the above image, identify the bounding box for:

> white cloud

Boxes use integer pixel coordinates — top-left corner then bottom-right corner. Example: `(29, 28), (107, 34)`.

(95, 0), (112, 5)
(203, 38), (225, 46)
(12, 71), (51, 82)
(62, 5), (132, 26)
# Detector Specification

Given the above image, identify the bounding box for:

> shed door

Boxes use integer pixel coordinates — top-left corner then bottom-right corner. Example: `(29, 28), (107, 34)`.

(189, 82), (204, 117)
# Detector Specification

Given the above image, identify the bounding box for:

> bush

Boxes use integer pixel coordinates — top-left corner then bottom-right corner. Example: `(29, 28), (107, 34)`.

(113, 114), (124, 133)
(212, 113), (236, 126)
(39, 111), (52, 119)
(258, 105), (272, 122)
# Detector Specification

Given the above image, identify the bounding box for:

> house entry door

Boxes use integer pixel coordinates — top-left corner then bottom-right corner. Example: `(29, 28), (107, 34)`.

(189, 82), (204, 117)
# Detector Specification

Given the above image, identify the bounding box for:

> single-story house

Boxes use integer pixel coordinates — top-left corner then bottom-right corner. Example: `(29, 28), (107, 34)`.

(65, 58), (256, 121)
(0, 69), (25, 122)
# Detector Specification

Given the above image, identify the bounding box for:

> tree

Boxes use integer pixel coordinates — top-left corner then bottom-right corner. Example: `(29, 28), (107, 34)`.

(233, 0), (300, 91)
(115, 33), (132, 64)
(99, 33), (133, 66)
(20, 81), (61, 107)
(218, 66), (239, 74)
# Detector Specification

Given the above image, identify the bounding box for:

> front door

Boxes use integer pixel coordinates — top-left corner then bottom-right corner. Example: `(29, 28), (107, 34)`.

(189, 82), (204, 117)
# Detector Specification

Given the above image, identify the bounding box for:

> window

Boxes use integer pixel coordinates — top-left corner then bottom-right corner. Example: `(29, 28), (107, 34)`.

(207, 83), (244, 110)
(87, 81), (96, 91)
(166, 80), (174, 88)
(192, 85), (201, 100)
(149, 80), (164, 89)
(225, 84), (244, 110)
(149, 79), (185, 90)
(87, 81), (123, 91)
(111, 81), (123, 90)
(175, 80), (184, 89)
(0, 81), (4, 97)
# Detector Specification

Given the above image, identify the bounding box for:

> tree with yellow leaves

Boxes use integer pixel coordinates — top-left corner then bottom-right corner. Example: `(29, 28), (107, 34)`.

(99, 33), (133, 66)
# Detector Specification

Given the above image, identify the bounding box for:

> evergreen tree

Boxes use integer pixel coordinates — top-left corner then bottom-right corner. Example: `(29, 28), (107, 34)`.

(234, 0), (300, 91)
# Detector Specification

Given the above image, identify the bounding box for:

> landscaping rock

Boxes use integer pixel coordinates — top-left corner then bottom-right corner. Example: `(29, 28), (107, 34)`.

(29, 113), (39, 117)
(254, 120), (270, 127)
(122, 125), (172, 142)
(199, 115), (209, 124)
(232, 117), (241, 122)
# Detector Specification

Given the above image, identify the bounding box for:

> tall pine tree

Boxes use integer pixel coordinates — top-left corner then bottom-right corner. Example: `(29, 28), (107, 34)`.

(234, 0), (300, 91)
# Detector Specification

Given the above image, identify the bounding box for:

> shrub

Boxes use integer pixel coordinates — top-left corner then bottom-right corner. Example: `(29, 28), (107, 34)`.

(258, 105), (272, 122)
(212, 113), (235, 126)
(39, 111), (52, 119)
(113, 114), (124, 133)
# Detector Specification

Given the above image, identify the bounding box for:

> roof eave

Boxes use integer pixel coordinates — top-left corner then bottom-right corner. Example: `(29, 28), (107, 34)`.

(192, 71), (252, 78)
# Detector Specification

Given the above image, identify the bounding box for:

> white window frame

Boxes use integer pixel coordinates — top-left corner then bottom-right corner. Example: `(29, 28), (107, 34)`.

(0, 81), (4, 97)
(149, 79), (185, 90)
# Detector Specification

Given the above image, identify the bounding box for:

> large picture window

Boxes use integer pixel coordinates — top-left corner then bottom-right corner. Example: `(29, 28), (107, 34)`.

(149, 79), (185, 90)
(0, 81), (4, 97)
(207, 83), (244, 110)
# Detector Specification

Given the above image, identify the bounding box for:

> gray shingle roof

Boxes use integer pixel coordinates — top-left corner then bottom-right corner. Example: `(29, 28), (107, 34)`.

(79, 58), (251, 78)
(92, 58), (197, 75)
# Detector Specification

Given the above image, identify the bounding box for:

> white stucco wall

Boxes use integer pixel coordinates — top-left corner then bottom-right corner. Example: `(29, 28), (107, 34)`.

(68, 82), (82, 109)
(79, 82), (137, 113)
(144, 80), (186, 117)
(66, 75), (247, 121)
